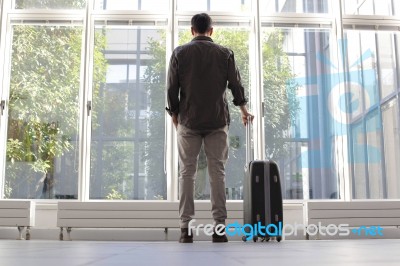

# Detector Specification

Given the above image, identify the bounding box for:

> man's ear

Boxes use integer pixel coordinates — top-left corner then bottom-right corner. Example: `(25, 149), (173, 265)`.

(209, 27), (213, 36)
(191, 27), (195, 36)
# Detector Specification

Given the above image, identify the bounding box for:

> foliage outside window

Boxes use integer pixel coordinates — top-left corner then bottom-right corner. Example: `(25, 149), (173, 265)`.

(15, 0), (86, 9)
(5, 25), (107, 199)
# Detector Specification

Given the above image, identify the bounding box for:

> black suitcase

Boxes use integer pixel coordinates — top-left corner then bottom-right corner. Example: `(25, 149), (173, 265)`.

(242, 120), (283, 242)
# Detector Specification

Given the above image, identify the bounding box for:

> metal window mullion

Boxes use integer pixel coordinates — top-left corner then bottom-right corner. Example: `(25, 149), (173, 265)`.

(133, 29), (141, 200)
(345, 29), (357, 200)
(7, 11), (84, 26)
(350, 125), (356, 199)
(78, 0), (94, 202)
(92, 15), (168, 26)
(7, 10), (84, 22)
(166, 0), (178, 202)
(374, 33), (388, 199)
(251, 0), (264, 162)
(0, 0), (7, 199)
(342, 15), (400, 29)
(359, 32), (371, 199)
(260, 13), (334, 27)
(0, 12), (19, 200)
(332, 0), (352, 201)
(393, 34), (400, 198)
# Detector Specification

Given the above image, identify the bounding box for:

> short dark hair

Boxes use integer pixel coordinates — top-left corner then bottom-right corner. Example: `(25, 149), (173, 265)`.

(191, 13), (212, 34)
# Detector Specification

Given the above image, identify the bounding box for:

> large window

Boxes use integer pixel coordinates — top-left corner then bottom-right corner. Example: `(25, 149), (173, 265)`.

(90, 25), (167, 200)
(343, 0), (395, 15)
(94, 0), (168, 11)
(382, 99), (400, 198)
(1, 0), (400, 202)
(260, 0), (329, 13)
(14, 0), (86, 9)
(177, 0), (251, 12)
(4, 24), (83, 199)
(262, 27), (340, 199)
(345, 30), (400, 199)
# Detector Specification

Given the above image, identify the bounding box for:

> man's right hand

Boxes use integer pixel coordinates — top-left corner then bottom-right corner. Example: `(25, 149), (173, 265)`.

(172, 114), (178, 129)
(240, 105), (254, 126)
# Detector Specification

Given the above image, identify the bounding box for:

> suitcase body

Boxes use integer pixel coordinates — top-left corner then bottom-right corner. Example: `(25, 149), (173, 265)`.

(243, 159), (283, 242)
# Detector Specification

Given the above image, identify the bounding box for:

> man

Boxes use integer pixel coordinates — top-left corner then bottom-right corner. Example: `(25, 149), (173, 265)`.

(166, 13), (253, 243)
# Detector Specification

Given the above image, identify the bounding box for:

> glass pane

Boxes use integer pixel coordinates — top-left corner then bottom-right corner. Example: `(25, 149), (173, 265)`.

(382, 99), (400, 198)
(94, 0), (169, 11)
(91, 26), (166, 200)
(346, 30), (399, 200)
(177, 0), (206, 11)
(365, 110), (383, 198)
(15, 0), (86, 9)
(343, 0), (394, 15)
(260, 0), (329, 13)
(177, 0), (251, 12)
(4, 25), (82, 199)
(345, 30), (379, 119)
(177, 27), (250, 200)
(352, 122), (367, 199)
(360, 32), (379, 108)
(345, 31), (364, 120)
(280, 142), (309, 199)
(395, 0), (400, 15)
(378, 33), (397, 100)
(263, 28), (339, 199)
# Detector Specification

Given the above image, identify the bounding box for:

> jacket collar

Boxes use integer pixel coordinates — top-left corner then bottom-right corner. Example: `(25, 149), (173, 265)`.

(191, 36), (213, 42)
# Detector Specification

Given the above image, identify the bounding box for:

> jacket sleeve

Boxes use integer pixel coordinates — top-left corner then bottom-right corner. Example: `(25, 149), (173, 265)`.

(166, 51), (180, 116)
(227, 50), (248, 106)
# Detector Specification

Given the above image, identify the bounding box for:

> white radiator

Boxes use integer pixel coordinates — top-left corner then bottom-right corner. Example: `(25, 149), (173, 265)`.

(304, 200), (400, 239)
(0, 200), (35, 240)
(57, 201), (243, 240)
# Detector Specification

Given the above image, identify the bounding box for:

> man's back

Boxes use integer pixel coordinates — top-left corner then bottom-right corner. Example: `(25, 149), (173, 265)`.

(169, 36), (243, 130)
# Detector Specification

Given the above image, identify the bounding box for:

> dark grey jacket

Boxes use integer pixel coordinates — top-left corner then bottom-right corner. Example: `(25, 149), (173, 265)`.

(166, 36), (247, 130)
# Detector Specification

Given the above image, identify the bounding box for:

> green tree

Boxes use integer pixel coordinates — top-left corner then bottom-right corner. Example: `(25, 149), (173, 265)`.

(143, 32), (167, 199)
(263, 30), (299, 159)
(15, 0), (85, 9)
(5, 24), (107, 199)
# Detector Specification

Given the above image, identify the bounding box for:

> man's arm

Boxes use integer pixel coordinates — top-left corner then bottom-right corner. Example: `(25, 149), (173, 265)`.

(227, 50), (247, 107)
(166, 52), (180, 128)
(227, 50), (254, 125)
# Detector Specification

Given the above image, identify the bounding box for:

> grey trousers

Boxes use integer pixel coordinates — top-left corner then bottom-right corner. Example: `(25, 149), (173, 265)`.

(177, 124), (229, 229)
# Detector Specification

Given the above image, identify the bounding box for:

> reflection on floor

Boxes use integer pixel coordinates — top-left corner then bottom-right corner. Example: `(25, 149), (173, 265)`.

(0, 239), (400, 265)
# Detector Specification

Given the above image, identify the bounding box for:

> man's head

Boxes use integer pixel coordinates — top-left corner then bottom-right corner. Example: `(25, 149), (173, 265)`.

(191, 13), (213, 36)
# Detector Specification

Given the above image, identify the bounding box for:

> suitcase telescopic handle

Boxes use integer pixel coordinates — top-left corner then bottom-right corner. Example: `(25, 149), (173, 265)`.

(245, 116), (252, 165)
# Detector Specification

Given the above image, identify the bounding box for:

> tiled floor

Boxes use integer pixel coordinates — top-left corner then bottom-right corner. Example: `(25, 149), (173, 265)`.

(0, 239), (399, 265)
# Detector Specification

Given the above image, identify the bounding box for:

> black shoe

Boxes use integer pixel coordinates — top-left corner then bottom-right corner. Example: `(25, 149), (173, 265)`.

(179, 228), (193, 243)
(212, 229), (228, 243)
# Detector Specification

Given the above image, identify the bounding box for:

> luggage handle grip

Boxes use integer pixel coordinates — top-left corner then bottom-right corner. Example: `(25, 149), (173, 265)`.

(245, 115), (252, 165)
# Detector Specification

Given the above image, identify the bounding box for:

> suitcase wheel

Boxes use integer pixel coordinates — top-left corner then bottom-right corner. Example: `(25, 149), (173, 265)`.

(253, 236), (258, 242)
(277, 236), (282, 242)
(242, 236), (247, 242)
